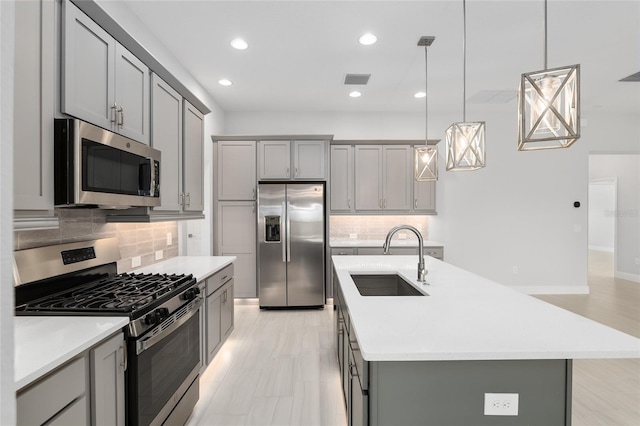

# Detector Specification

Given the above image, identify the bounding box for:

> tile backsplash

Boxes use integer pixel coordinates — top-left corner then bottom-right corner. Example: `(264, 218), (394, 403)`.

(330, 215), (429, 240)
(14, 209), (178, 273)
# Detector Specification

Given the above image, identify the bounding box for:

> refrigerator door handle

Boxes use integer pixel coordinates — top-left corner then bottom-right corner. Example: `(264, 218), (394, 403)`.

(286, 202), (292, 262)
(281, 206), (287, 263)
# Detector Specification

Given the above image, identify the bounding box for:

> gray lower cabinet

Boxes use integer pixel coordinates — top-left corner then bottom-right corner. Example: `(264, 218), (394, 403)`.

(206, 264), (235, 363)
(90, 332), (126, 426)
(17, 331), (125, 426)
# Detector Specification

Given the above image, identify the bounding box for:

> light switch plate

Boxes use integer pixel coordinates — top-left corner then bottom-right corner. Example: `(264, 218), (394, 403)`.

(167, 232), (172, 246)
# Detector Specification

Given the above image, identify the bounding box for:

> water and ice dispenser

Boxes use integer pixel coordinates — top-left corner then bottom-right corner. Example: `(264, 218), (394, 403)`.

(264, 215), (281, 242)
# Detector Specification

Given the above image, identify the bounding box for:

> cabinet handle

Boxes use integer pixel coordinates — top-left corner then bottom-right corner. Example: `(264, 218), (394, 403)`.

(349, 363), (359, 378)
(120, 342), (127, 372)
(221, 275), (228, 282)
(383, 199), (387, 208)
(295, 167), (298, 177)
(111, 103), (118, 124)
(415, 199), (418, 209)
(252, 202), (256, 213)
(118, 107), (124, 128)
(286, 168), (290, 177)
(252, 188), (256, 198)
(347, 198), (351, 209)
(186, 193), (191, 207)
(179, 193), (184, 206)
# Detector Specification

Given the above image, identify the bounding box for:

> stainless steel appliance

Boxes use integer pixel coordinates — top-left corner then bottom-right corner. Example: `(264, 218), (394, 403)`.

(54, 118), (161, 209)
(14, 238), (201, 426)
(258, 182), (325, 308)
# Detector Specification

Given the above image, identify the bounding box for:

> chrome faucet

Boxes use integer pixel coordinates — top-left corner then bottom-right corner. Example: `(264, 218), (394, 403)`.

(383, 225), (427, 283)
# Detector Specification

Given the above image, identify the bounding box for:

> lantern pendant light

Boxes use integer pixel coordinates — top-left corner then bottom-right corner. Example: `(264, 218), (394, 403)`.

(446, 0), (486, 171)
(517, 0), (580, 150)
(415, 36), (438, 182)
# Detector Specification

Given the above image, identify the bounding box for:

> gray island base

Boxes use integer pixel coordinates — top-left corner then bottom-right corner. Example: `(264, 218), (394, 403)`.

(332, 255), (640, 426)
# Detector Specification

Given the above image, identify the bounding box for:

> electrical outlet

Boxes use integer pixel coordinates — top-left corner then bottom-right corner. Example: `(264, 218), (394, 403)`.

(167, 232), (172, 246)
(349, 233), (358, 240)
(131, 256), (141, 268)
(512, 266), (519, 274)
(155, 250), (163, 261)
(484, 393), (519, 416)
(398, 232), (407, 240)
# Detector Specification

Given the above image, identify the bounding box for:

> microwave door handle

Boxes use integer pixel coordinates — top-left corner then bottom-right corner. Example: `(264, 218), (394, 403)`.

(149, 159), (155, 195)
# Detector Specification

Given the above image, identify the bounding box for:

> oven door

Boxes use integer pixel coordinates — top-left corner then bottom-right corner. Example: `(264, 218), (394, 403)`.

(127, 298), (202, 426)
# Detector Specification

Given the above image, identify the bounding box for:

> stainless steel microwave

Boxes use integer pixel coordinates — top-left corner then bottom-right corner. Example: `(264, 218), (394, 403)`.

(54, 119), (161, 208)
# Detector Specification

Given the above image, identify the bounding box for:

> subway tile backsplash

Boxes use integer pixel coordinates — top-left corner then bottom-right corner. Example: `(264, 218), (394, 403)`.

(330, 215), (429, 240)
(14, 209), (178, 273)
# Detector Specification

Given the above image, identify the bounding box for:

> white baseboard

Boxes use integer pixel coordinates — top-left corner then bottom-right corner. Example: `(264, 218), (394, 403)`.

(510, 285), (590, 295)
(615, 270), (640, 283)
(588, 245), (614, 252)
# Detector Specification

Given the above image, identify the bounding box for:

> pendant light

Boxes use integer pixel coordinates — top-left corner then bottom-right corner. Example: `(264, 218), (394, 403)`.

(517, 0), (580, 150)
(414, 36), (438, 182)
(446, 0), (486, 171)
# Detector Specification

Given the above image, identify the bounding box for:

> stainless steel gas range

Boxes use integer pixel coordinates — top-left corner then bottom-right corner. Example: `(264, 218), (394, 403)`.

(14, 238), (202, 426)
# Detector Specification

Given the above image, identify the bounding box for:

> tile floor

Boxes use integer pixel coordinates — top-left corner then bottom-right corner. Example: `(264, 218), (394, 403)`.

(188, 250), (639, 425)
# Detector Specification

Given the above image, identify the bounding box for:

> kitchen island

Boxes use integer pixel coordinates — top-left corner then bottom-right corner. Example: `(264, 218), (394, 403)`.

(332, 255), (640, 426)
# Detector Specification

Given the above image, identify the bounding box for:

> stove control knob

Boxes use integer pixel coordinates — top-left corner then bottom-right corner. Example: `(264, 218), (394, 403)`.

(157, 307), (169, 321)
(182, 289), (198, 301)
(144, 311), (161, 326)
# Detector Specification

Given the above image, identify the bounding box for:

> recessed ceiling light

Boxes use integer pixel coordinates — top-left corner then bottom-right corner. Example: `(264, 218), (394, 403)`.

(218, 79), (233, 86)
(414, 92), (426, 98)
(358, 33), (377, 46)
(230, 38), (248, 50)
(349, 91), (362, 98)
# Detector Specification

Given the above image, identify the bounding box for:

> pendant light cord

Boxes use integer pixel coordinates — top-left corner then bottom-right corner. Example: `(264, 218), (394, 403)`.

(424, 45), (429, 146)
(543, 0), (548, 69)
(462, 0), (467, 122)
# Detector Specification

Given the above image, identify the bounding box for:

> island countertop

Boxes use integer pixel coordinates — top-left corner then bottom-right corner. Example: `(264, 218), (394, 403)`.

(332, 255), (640, 362)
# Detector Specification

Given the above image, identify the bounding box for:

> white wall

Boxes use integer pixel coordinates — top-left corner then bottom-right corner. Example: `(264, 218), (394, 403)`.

(95, 0), (226, 256)
(0, 0), (16, 422)
(225, 108), (638, 294)
(589, 154), (640, 282)
(588, 181), (616, 252)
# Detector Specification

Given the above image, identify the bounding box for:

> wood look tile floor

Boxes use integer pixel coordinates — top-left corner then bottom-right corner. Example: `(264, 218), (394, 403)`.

(188, 250), (639, 426)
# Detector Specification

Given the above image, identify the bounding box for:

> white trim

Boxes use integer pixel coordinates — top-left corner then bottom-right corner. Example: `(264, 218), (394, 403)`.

(510, 285), (590, 295)
(588, 245), (614, 253)
(615, 271), (640, 284)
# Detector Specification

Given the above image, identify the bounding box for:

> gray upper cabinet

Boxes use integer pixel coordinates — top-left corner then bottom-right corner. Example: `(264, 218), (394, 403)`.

(330, 145), (354, 212)
(13, 0), (57, 224)
(348, 142), (431, 214)
(258, 140), (291, 179)
(151, 74), (183, 212)
(217, 141), (257, 200)
(62, 0), (149, 144)
(258, 140), (327, 180)
(183, 100), (205, 212)
(293, 140), (326, 179)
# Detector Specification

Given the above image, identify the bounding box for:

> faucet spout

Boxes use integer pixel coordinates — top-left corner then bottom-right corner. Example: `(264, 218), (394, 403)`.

(383, 225), (427, 283)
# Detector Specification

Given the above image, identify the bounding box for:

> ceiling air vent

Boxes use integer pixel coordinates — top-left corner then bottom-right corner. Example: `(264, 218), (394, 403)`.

(344, 74), (371, 85)
(619, 71), (640, 82)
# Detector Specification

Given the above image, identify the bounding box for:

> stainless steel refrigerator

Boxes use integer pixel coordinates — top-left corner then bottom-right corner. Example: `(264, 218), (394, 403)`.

(258, 182), (325, 308)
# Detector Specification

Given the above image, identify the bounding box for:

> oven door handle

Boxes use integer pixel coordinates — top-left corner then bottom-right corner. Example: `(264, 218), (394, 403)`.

(136, 297), (203, 355)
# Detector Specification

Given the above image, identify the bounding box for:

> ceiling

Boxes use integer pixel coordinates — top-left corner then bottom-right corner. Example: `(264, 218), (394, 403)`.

(122, 1), (640, 115)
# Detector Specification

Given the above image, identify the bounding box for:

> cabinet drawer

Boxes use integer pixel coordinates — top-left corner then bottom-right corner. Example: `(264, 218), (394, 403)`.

(49, 396), (87, 425)
(17, 356), (86, 425)
(206, 264), (234, 296)
(424, 247), (444, 260)
(331, 248), (355, 256)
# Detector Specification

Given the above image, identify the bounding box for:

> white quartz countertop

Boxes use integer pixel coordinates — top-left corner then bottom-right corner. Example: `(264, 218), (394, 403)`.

(133, 256), (236, 282)
(333, 255), (640, 362)
(331, 239), (443, 248)
(14, 316), (129, 391)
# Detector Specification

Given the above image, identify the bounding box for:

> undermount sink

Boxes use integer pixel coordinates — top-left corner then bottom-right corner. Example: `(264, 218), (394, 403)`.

(350, 273), (428, 297)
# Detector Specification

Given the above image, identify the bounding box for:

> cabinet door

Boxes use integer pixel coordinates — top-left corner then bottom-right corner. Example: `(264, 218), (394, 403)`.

(14, 0), (55, 211)
(90, 332), (125, 426)
(207, 289), (222, 362)
(183, 100), (204, 211)
(354, 146), (383, 211)
(221, 281), (234, 339)
(414, 180), (436, 212)
(259, 140), (291, 179)
(217, 202), (257, 297)
(330, 145), (354, 212)
(293, 140), (326, 179)
(218, 141), (257, 200)
(114, 44), (149, 144)
(62, 0), (115, 130)
(151, 74), (182, 211)
(383, 145), (412, 211)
